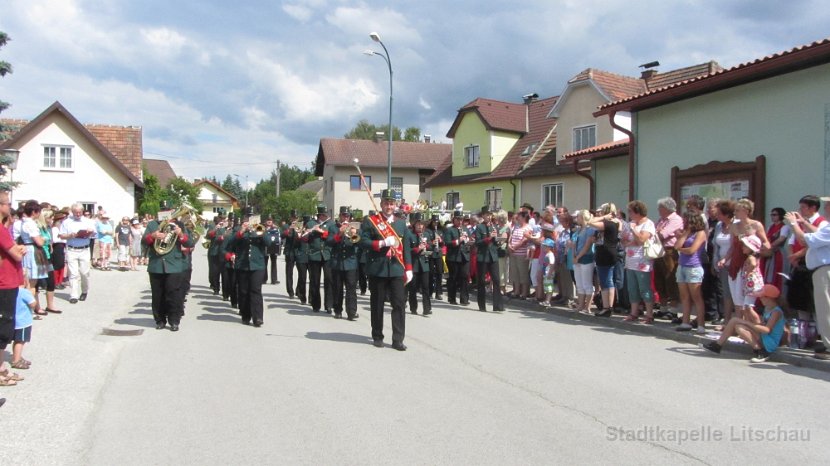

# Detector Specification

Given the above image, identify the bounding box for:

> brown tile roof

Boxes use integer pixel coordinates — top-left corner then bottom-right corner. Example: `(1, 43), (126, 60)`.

(144, 158), (178, 188)
(561, 138), (630, 161)
(0, 101), (143, 187)
(484, 96), (559, 180)
(422, 153), (453, 188)
(644, 61), (724, 90)
(569, 68), (646, 102)
(513, 152), (578, 178)
(597, 37), (830, 115)
(86, 125), (143, 182)
(446, 98), (527, 138)
(314, 138), (451, 176)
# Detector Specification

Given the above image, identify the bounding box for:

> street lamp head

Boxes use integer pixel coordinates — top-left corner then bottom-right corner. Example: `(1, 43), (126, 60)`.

(363, 50), (376, 56)
(353, 158), (360, 164)
(369, 32), (381, 42)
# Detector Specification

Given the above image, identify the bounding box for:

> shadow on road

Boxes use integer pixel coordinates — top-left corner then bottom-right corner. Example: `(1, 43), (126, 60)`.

(200, 305), (237, 315)
(196, 314), (241, 323)
(305, 331), (371, 344)
(129, 307), (152, 315)
(284, 308), (333, 317)
(113, 317), (156, 328)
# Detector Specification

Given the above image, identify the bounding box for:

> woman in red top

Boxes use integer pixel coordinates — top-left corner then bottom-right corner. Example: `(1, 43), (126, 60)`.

(761, 207), (788, 290)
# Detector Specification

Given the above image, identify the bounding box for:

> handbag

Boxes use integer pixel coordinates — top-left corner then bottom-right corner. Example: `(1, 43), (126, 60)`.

(643, 237), (665, 260)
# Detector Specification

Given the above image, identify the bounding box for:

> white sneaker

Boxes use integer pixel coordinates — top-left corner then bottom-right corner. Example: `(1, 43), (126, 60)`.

(696, 326), (706, 335)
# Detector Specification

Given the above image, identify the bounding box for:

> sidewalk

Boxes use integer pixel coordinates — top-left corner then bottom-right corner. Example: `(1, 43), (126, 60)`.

(499, 294), (830, 373)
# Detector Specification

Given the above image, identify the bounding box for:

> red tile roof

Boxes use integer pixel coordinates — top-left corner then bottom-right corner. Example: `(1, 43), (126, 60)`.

(143, 158), (178, 187)
(568, 68), (646, 102)
(561, 138), (630, 161)
(0, 101), (143, 187)
(644, 61), (723, 90)
(422, 152), (453, 188)
(193, 179), (238, 204)
(483, 96), (559, 180)
(446, 98), (528, 138)
(314, 138), (451, 176)
(597, 37), (830, 115)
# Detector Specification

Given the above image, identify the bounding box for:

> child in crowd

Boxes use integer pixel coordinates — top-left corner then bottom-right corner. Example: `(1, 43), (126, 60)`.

(740, 234), (764, 319)
(96, 213), (114, 270)
(541, 238), (556, 307)
(701, 284), (785, 363)
(12, 284), (36, 370)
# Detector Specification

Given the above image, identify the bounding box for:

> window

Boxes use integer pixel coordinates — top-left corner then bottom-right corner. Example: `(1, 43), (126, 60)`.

(391, 177), (403, 196)
(212, 194), (218, 204)
(485, 188), (502, 211)
(446, 192), (460, 210)
(43, 145), (73, 169)
(520, 143), (538, 157)
(464, 145), (480, 168)
(81, 202), (95, 214)
(572, 125), (596, 151)
(419, 176), (426, 193)
(350, 175), (370, 191)
(542, 183), (564, 208)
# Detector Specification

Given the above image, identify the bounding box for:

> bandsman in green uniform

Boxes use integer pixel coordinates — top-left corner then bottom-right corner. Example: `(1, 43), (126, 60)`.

(327, 206), (359, 320)
(281, 209), (298, 298)
(474, 206), (504, 312)
(426, 214), (444, 300)
(206, 214), (228, 296)
(294, 215), (311, 304)
(221, 213), (240, 308)
(444, 210), (471, 306)
(306, 204), (333, 313)
(144, 212), (197, 331)
(406, 213), (432, 315)
(360, 190), (413, 351)
(228, 214), (275, 327)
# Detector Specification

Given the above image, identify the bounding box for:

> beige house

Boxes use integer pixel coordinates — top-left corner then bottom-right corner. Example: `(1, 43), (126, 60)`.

(193, 179), (239, 219)
(314, 138), (450, 215)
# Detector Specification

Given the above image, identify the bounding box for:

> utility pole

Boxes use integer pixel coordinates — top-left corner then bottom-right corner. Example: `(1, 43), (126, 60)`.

(275, 159), (281, 197)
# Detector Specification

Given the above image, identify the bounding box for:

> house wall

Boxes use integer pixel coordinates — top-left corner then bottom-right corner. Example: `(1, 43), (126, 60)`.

(593, 156), (630, 209)
(451, 112), (519, 177)
(635, 63), (830, 223)
(431, 179), (516, 213)
(8, 114), (137, 216)
(197, 185), (235, 219)
(555, 84), (616, 160)
(520, 173), (589, 211)
(324, 165), (426, 215)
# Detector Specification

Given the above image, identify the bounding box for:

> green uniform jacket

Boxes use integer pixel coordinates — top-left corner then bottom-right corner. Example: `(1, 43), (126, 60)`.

(306, 218), (332, 262)
(282, 225), (296, 261)
(407, 228), (430, 273)
(425, 227), (443, 259)
(144, 220), (197, 274)
(221, 226), (241, 269)
(359, 215), (412, 278)
(228, 229), (274, 271)
(474, 223), (499, 263)
(207, 225), (227, 257)
(443, 225), (470, 263)
(327, 224), (359, 271)
(294, 235), (309, 264)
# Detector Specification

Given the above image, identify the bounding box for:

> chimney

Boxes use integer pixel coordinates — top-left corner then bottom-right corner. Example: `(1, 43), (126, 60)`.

(641, 69), (657, 80)
(424, 134), (432, 143)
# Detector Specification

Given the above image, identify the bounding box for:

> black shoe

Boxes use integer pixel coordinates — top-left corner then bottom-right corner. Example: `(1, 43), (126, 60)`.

(275, 281), (280, 284)
(360, 291), (366, 296)
(460, 301), (470, 305)
(478, 308), (487, 312)
(392, 342), (407, 351)
(222, 296), (229, 301)
(79, 293), (88, 301)
(372, 339), (384, 348)
(288, 294), (294, 299)
(493, 308), (504, 312)
(334, 313), (342, 319)
(700, 342), (721, 354)
(347, 314), (357, 321)
(242, 320), (251, 325)
(213, 290), (219, 295)
(410, 310), (418, 315)
(313, 309), (320, 313)
(0, 397), (5, 408)
(232, 303), (238, 309)
(670, 317), (683, 324)
(155, 322), (166, 330)
(434, 295), (443, 301)
(448, 300), (458, 305)
(69, 298), (78, 304)
(423, 310), (432, 316)
(300, 300), (307, 305)
(170, 324), (180, 332)
(594, 308), (612, 318)
(253, 320), (263, 328)
(325, 309), (332, 314)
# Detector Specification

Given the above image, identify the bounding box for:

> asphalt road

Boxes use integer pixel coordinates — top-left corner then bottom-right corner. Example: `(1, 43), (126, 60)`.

(3, 248), (827, 465)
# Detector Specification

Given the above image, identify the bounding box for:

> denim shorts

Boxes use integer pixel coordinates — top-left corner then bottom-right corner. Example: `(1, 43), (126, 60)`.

(596, 265), (615, 289)
(676, 265), (704, 284)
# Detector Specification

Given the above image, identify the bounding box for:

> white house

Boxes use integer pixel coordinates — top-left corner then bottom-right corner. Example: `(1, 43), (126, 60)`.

(193, 178), (239, 220)
(0, 101), (144, 216)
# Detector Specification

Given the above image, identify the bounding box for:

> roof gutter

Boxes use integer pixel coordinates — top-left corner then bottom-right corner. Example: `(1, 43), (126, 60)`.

(509, 178), (518, 212)
(571, 159), (595, 210)
(608, 111), (636, 202)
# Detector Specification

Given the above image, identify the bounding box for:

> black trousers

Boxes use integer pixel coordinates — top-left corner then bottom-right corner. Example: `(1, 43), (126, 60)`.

(430, 258), (443, 297)
(369, 275), (405, 343)
(284, 258), (295, 297)
(477, 260), (503, 311)
(219, 261), (230, 299)
(323, 261), (333, 310)
(308, 260), (324, 311)
(447, 260), (469, 304)
(149, 272), (186, 326)
(358, 262), (368, 294)
(263, 253), (279, 284)
(0, 287), (19, 349)
(295, 262), (308, 303)
(238, 269), (266, 323)
(208, 254), (220, 292)
(408, 269), (431, 313)
(332, 268), (358, 317)
(224, 266), (238, 306)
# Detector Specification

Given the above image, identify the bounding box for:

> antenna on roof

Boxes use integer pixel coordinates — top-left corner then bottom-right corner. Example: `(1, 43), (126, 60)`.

(639, 61), (660, 69)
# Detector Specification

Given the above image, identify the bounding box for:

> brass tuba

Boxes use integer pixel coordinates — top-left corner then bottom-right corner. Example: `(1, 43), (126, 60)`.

(154, 204), (196, 255)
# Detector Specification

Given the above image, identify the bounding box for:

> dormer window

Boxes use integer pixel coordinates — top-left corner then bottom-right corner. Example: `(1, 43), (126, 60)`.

(521, 143), (538, 157)
(573, 125), (596, 151)
(465, 145), (480, 168)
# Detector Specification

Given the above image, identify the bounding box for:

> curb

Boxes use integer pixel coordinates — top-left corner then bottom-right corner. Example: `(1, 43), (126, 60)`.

(498, 295), (830, 373)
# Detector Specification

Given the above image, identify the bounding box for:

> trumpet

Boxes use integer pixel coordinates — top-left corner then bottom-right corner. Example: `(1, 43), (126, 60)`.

(249, 223), (265, 236)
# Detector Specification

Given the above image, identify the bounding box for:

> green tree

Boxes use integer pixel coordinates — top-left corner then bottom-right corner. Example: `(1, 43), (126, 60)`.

(138, 173), (164, 217)
(343, 119), (421, 142)
(167, 177), (203, 212)
(0, 31), (19, 191)
(274, 190), (318, 223)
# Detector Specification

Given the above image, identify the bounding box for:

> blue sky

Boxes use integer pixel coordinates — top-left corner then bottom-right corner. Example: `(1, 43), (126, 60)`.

(1, 0), (828, 186)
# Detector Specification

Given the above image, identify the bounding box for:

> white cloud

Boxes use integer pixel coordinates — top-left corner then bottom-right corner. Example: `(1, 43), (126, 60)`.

(418, 96), (432, 110)
(326, 5), (422, 45)
(282, 4), (314, 22)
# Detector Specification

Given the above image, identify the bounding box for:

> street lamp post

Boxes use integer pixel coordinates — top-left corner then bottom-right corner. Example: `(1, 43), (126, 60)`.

(364, 31), (394, 191)
(2, 148), (20, 204)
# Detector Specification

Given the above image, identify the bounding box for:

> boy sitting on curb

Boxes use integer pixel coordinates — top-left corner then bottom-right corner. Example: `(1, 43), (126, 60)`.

(701, 284), (785, 363)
